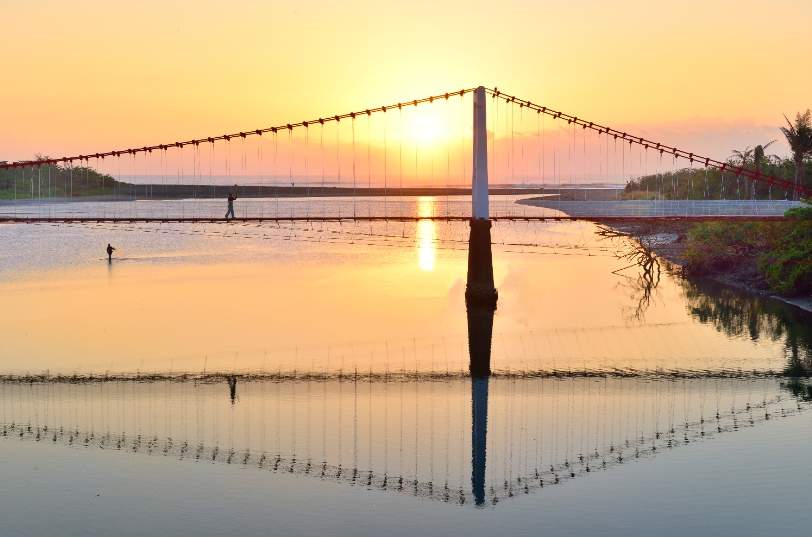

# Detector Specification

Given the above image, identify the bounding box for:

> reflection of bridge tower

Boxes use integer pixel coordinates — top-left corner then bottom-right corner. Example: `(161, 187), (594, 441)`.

(467, 283), (495, 505)
(471, 377), (488, 505)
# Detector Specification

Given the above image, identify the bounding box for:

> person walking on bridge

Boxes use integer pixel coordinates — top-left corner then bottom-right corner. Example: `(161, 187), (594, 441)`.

(225, 192), (237, 219)
(106, 244), (116, 262)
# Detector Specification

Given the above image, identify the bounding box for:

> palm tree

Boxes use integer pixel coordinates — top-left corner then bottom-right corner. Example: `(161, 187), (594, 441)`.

(730, 146), (756, 198)
(779, 109), (812, 199)
(749, 141), (778, 199)
(730, 146), (754, 168)
(753, 140), (777, 174)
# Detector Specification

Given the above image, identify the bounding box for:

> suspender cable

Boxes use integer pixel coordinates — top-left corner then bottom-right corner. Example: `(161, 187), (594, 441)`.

(430, 99), (434, 214)
(569, 117), (573, 187)
(445, 97), (450, 217)
(537, 109), (541, 193)
(135, 152), (141, 210)
(320, 122), (326, 219)
(336, 120), (341, 219)
(179, 145), (184, 220)
(305, 123), (310, 219)
(399, 105), (403, 195)
(367, 113), (371, 218)
(493, 93), (498, 215)
(259, 131), (263, 218)
(352, 115), (356, 219)
(242, 135), (246, 217)
(274, 131), (279, 217)
(383, 106), (387, 219)
(414, 110), (418, 215)
(48, 160), (52, 219)
(288, 128), (293, 219)
(460, 94), (466, 213)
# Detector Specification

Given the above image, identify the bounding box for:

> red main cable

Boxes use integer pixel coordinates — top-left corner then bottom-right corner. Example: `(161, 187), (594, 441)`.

(4, 86), (809, 198)
(487, 88), (811, 197)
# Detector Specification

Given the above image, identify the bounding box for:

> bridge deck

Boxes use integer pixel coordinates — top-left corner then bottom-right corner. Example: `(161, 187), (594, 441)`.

(0, 215), (791, 224)
(1, 198), (799, 223)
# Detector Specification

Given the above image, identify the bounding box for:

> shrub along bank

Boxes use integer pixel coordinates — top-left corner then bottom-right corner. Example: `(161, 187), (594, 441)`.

(684, 201), (812, 296)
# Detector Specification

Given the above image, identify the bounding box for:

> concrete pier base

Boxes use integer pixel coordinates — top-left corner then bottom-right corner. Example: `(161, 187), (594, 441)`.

(465, 218), (498, 308)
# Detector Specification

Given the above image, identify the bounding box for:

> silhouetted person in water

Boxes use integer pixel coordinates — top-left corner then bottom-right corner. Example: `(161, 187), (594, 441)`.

(228, 376), (237, 404)
(106, 244), (116, 262)
(225, 192), (237, 219)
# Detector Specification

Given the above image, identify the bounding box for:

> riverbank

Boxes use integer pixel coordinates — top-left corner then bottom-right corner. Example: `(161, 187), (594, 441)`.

(595, 218), (812, 313)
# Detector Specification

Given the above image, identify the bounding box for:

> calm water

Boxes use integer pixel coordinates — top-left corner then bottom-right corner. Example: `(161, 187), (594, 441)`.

(1, 197), (811, 535)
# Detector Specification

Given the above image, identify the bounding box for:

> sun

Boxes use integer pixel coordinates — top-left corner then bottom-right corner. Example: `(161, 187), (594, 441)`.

(412, 115), (441, 143)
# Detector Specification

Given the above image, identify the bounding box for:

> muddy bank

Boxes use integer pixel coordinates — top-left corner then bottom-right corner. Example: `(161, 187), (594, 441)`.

(595, 219), (812, 313)
(521, 187), (624, 201)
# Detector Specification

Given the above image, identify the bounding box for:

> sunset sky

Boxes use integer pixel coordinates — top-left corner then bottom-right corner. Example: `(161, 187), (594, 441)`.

(2, 0), (810, 164)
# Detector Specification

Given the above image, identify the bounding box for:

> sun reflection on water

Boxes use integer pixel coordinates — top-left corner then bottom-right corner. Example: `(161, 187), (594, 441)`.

(416, 197), (437, 271)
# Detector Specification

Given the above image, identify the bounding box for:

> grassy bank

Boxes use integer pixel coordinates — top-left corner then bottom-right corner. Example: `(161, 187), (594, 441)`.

(684, 202), (812, 296)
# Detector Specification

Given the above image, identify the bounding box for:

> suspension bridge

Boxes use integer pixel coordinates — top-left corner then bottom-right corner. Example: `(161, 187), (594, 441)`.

(2, 87), (808, 224)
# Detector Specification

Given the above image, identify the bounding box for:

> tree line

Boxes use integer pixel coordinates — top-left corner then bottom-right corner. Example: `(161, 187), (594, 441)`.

(0, 156), (126, 200)
(624, 110), (812, 201)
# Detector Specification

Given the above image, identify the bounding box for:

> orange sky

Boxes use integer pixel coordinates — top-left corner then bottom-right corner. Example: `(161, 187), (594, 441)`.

(2, 0), (810, 164)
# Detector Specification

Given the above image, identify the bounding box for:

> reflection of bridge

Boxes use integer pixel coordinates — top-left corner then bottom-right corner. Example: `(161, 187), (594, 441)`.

(2, 86), (809, 223)
(2, 374), (809, 507)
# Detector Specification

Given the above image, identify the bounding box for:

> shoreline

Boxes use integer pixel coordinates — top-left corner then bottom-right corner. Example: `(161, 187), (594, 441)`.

(594, 218), (812, 314)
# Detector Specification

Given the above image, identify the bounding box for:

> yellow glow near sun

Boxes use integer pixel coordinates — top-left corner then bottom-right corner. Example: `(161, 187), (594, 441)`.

(416, 197), (437, 271)
(411, 115), (441, 144)
(417, 221), (436, 271)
